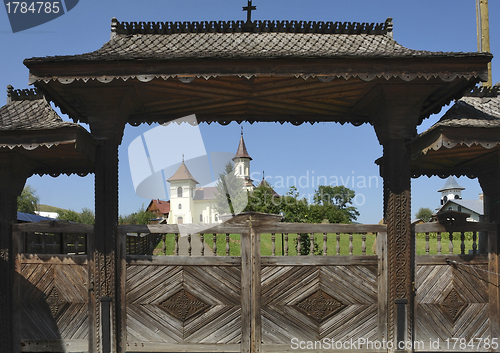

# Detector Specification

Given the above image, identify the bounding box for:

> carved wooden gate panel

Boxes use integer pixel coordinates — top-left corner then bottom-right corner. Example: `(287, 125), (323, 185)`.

(17, 255), (89, 348)
(125, 258), (242, 351)
(261, 264), (379, 345)
(415, 258), (491, 351)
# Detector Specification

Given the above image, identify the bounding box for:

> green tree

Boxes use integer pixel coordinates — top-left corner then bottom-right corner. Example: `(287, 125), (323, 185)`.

(245, 180), (281, 214)
(214, 162), (248, 216)
(79, 208), (95, 225)
(17, 185), (39, 214)
(279, 186), (308, 222)
(58, 209), (81, 223)
(119, 205), (154, 225)
(312, 185), (359, 223)
(416, 207), (433, 222)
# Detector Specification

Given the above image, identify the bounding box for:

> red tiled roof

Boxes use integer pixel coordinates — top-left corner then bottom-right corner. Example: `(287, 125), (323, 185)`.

(148, 199), (170, 214)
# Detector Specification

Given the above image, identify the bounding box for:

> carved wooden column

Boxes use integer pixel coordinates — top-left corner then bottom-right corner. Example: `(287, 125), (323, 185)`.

(0, 155), (30, 353)
(89, 139), (122, 353)
(381, 140), (414, 352)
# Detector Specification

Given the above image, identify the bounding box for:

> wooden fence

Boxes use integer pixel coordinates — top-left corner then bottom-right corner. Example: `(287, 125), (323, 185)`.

(11, 216), (500, 352)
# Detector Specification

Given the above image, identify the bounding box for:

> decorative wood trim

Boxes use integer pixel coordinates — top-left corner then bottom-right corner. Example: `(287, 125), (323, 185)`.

(113, 19), (391, 36)
(377, 232), (388, 345)
(383, 139), (413, 348)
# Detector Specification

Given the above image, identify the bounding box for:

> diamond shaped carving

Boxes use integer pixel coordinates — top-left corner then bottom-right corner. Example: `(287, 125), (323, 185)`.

(160, 289), (208, 321)
(46, 287), (66, 317)
(295, 290), (345, 322)
(442, 288), (466, 322)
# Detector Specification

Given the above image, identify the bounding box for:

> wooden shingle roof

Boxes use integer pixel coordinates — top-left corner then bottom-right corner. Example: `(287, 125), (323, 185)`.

(409, 85), (500, 178)
(0, 86), (96, 176)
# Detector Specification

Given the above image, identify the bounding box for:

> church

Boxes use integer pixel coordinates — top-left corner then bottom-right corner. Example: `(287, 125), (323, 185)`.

(164, 133), (254, 224)
(437, 176), (484, 222)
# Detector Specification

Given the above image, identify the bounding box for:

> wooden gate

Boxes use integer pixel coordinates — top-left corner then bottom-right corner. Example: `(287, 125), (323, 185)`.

(414, 222), (499, 352)
(120, 218), (388, 353)
(13, 222), (92, 353)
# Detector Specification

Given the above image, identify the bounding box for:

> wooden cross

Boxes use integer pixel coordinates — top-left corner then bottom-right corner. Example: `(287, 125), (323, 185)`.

(243, 0), (256, 23)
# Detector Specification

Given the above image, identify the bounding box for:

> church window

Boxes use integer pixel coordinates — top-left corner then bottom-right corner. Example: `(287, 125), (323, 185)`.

(177, 187), (183, 197)
(240, 165), (242, 175)
(458, 205), (462, 212)
(200, 214), (203, 222)
(443, 196), (448, 203)
(215, 214), (219, 222)
(178, 204), (182, 210)
(454, 194), (459, 199)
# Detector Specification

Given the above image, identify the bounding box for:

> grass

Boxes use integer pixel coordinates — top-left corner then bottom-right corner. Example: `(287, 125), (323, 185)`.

(153, 232), (477, 256)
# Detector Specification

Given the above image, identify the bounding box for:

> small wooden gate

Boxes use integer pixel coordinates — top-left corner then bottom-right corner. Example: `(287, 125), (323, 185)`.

(414, 222), (499, 352)
(13, 222), (93, 353)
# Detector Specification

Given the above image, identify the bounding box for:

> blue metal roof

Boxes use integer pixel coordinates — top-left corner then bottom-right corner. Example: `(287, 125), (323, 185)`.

(17, 211), (56, 223)
(438, 176), (465, 192)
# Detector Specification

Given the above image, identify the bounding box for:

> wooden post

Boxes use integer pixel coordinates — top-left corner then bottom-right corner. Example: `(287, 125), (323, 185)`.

(89, 140), (122, 353)
(0, 159), (30, 353)
(377, 232), (388, 346)
(250, 220), (261, 353)
(240, 228), (251, 353)
(477, 0), (492, 86)
(382, 140), (414, 352)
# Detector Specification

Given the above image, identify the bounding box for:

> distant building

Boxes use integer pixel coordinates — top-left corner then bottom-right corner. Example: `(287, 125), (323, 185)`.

(165, 133), (253, 225)
(437, 176), (483, 222)
(146, 199), (170, 224)
(34, 210), (59, 219)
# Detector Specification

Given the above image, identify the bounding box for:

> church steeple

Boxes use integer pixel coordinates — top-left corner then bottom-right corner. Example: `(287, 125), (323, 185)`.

(232, 129), (252, 161)
(232, 129), (253, 191)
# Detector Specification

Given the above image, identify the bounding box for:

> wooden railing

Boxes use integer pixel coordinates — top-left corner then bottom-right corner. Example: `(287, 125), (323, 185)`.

(118, 222), (388, 257)
(414, 221), (495, 255)
(13, 220), (93, 255)
(12, 218), (497, 257)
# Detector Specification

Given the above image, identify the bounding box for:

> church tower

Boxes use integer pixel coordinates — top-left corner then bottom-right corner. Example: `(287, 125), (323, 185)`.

(167, 159), (199, 224)
(438, 176), (465, 205)
(232, 131), (254, 191)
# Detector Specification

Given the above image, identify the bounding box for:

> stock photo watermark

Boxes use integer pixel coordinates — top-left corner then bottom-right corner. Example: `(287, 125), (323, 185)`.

(3, 0), (79, 32)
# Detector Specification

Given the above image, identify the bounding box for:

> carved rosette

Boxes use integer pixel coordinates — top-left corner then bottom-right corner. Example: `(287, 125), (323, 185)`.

(295, 290), (345, 322)
(442, 288), (466, 322)
(160, 289), (208, 321)
(47, 287), (66, 317)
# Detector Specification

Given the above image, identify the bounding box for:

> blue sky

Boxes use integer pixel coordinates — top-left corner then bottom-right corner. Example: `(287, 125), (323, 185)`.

(1, 0), (499, 223)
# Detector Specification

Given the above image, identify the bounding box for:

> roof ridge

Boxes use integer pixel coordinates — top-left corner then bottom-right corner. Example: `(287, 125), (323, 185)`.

(111, 17), (392, 37)
(7, 85), (43, 104)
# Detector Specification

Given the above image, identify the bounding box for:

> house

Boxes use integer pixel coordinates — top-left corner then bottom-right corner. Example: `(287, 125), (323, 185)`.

(166, 133), (253, 225)
(437, 176), (483, 222)
(146, 199), (170, 224)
